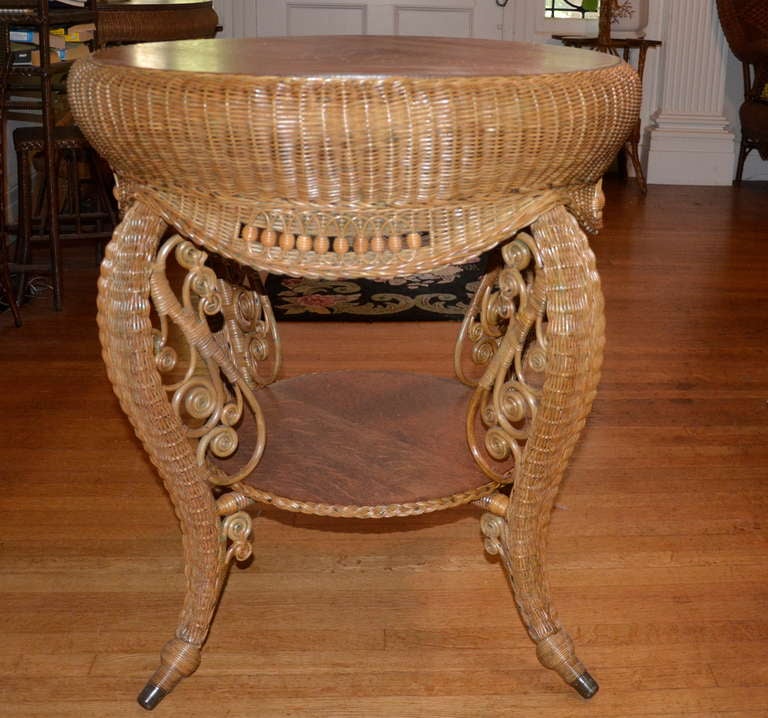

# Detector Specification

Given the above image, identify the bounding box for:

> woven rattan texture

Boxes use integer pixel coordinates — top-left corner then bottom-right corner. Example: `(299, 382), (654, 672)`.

(69, 58), (640, 279)
(716, 0), (768, 62)
(97, 4), (218, 45)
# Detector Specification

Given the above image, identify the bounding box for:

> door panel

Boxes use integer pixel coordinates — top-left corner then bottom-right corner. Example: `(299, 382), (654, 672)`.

(394, 6), (474, 37)
(254, 0), (503, 39)
(287, 3), (367, 35)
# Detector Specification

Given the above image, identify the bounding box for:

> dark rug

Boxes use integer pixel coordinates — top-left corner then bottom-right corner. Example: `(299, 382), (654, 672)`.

(264, 256), (486, 321)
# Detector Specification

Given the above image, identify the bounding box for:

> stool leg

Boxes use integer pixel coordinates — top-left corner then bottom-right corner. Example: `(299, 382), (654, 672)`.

(624, 123), (648, 195)
(89, 150), (118, 262)
(14, 147), (34, 304)
(469, 204), (603, 697)
(734, 138), (749, 185)
(36, 149), (65, 310)
(0, 237), (22, 326)
(68, 148), (84, 237)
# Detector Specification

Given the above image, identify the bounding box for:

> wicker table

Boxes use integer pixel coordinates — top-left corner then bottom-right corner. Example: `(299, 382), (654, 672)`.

(97, 0), (218, 45)
(68, 36), (640, 711)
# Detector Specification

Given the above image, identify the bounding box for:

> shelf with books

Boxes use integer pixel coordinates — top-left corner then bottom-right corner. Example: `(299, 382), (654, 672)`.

(0, 0), (98, 311)
(8, 19), (93, 65)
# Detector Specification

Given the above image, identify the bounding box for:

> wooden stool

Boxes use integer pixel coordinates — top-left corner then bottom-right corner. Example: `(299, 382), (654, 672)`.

(12, 124), (117, 308)
(0, 235), (22, 326)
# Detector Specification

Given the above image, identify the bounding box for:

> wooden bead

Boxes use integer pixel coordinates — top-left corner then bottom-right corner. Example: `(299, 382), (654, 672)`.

(279, 232), (296, 251)
(353, 235), (368, 254)
(370, 235), (386, 253)
(334, 237), (349, 254)
(260, 229), (277, 247)
(388, 235), (403, 253)
(406, 232), (422, 249)
(241, 225), (259, 244)
(296, 234), (313, 253)
(314, 236), (330, 253)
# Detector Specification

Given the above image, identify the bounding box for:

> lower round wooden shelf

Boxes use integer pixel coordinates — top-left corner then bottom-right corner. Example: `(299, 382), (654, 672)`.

(233, 370), (496, 511)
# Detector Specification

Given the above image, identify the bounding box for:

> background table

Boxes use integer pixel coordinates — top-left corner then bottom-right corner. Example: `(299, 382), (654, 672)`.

(97, 0), (218, 45)
(555, 34), (661, 194)
(69, 35), (640, 710)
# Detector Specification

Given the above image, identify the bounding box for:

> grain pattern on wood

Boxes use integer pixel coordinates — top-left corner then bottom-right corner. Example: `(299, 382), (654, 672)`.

(233, 371), (483, 506)
(91, 35), (621, 77)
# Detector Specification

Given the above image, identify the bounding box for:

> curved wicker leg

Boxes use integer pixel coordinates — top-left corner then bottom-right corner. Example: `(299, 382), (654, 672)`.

(474, 205), (604, 697)
(98, 201), (230, 710)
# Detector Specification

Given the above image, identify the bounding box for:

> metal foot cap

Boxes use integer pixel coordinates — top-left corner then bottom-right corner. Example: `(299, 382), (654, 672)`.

(570, 671), (599, 699)
(137, 683), (168, 711)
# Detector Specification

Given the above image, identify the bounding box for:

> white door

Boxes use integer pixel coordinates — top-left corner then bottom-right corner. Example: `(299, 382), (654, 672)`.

(252, 0), (503, 39)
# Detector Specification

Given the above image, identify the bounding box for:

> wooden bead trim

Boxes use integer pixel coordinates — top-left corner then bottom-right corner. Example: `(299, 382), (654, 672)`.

(239, 224), (426, 258)
(129, 185), (578, 281)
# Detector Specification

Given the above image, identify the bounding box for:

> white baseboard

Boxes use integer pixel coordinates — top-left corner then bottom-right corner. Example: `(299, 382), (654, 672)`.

(646, 127), (736, 186)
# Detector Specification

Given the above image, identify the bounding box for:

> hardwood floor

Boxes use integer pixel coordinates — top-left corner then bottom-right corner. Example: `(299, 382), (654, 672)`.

(1, 179), (767, 717)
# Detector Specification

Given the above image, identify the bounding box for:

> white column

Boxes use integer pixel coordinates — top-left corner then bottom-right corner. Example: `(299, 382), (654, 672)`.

(646, 0), (735, 185)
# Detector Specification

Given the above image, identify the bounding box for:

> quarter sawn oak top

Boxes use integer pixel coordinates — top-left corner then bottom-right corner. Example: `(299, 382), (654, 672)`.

(90, 35), (621, 79)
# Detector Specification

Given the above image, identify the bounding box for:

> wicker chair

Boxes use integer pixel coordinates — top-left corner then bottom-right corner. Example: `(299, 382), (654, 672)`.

(716, 0), (768, 182)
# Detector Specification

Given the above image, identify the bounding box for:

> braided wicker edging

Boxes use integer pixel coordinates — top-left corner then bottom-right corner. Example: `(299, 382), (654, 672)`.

(232, 480), (502, 519)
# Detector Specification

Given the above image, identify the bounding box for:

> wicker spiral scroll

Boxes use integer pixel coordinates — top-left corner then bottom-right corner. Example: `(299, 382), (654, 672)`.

(456, 229), (549, 483)
(148, 233), (280, 487)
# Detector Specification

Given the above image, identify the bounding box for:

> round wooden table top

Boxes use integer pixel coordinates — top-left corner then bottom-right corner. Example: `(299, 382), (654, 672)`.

(91, 34), (622, 78)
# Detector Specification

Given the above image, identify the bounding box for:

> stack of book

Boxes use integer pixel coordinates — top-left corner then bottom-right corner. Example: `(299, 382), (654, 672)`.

(52, 22), (95, 61)
(9, 21), (94, 66)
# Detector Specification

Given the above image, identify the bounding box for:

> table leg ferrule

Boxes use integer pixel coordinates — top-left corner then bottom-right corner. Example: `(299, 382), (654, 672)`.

(137, 683), (167, 711)
(137, 638), (202, 710)
(536, 628), (597, 698)
(570, 670), (600, 699)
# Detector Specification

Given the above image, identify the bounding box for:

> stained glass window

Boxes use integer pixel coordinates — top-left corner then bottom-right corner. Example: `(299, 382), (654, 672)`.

(544, 1), (600, 19)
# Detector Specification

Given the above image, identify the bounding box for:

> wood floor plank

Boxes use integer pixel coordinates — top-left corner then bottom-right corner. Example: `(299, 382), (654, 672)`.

(2, 180), (768, 716)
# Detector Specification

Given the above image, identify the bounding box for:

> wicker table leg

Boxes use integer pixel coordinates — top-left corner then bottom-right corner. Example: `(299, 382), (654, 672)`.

(472, 204), (604, 697)
(98, 201), (235, 710)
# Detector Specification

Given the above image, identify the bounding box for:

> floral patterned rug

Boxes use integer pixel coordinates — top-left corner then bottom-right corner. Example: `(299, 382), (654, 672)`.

(264, 256), (486, 321)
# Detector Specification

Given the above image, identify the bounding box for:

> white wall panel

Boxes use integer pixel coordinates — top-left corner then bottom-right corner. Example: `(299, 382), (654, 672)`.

(287, 3), (367, 35)
(212, 0), (258, 37)
(394, 6), (473, 37)
(254, 0), (500, 39)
